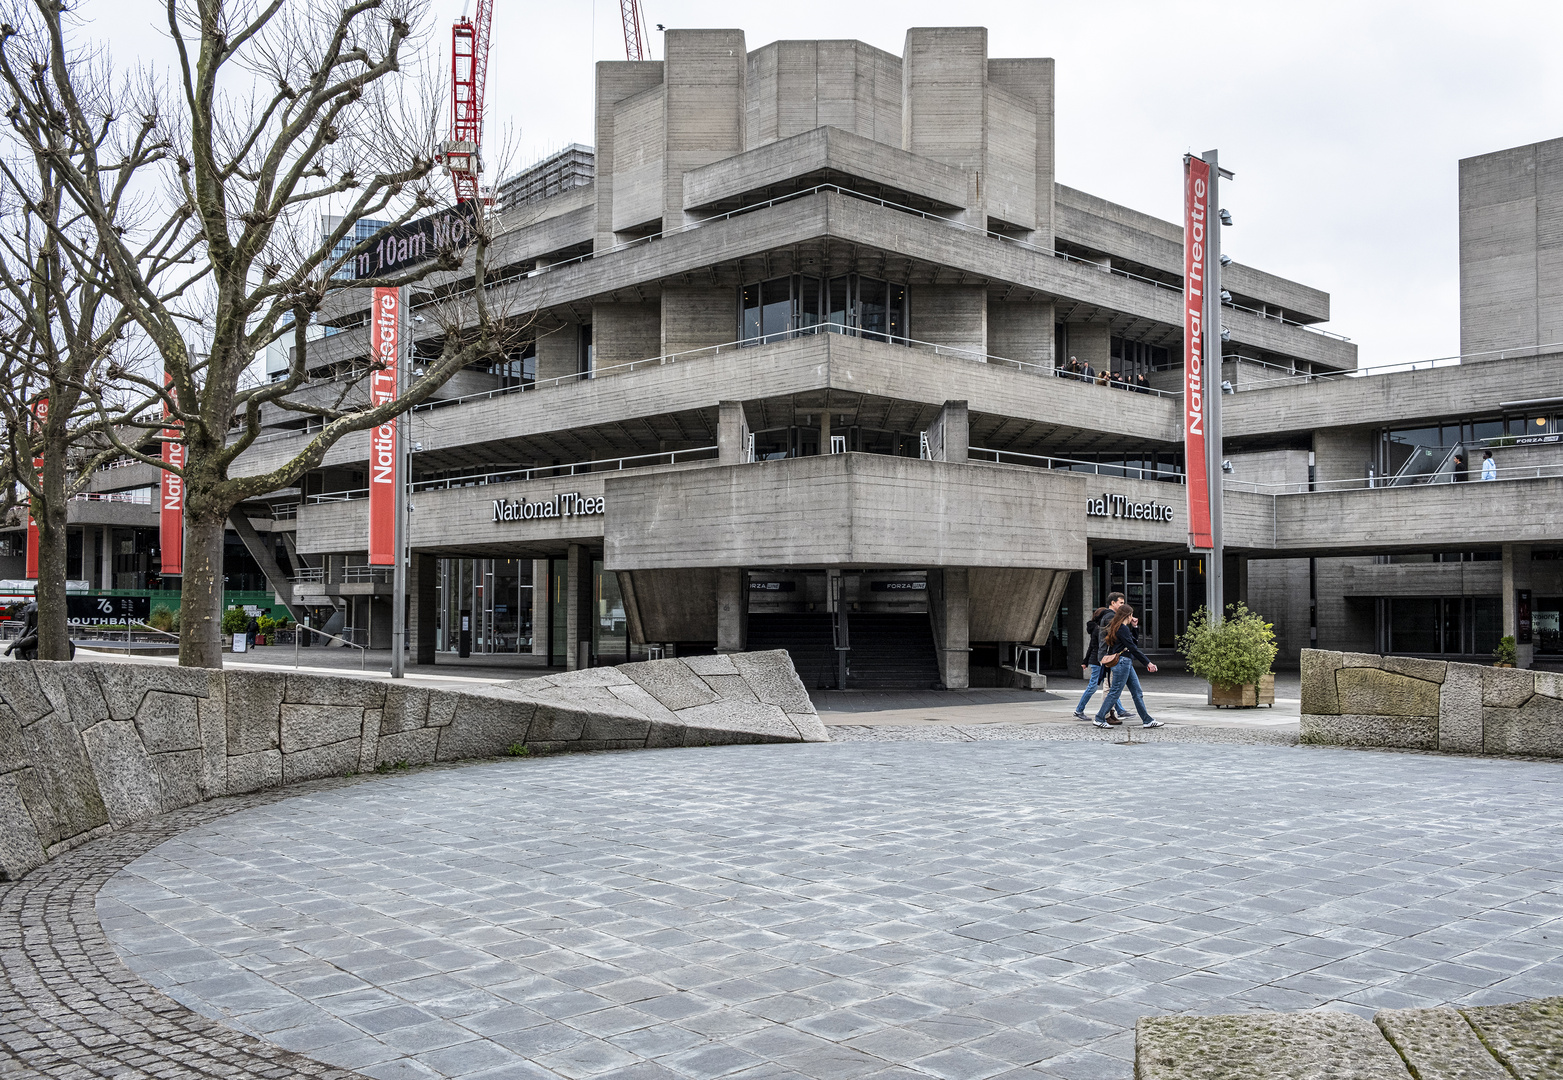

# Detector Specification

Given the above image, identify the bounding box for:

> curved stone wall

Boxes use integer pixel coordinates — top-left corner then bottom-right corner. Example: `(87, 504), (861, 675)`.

(0, 650), (824, 881)
(1300, 648), (1563, 756)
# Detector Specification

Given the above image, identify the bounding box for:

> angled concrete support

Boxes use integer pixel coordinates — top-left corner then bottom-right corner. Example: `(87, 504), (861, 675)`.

(227, 513), (304, 621)
(929, 567), (970, 690)
(716, 567), (747, 653)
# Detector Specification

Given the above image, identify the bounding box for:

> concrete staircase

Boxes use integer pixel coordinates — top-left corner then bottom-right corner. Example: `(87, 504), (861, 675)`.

(745, 613), (837, 689)
(746, 612), (942, 690)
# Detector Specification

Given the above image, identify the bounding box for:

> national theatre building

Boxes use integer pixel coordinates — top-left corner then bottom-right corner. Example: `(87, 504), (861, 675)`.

(44, 28), (1563, 684)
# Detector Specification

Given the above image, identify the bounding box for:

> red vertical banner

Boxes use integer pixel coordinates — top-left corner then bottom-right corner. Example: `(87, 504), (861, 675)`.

(1183, 157), (1214, 551)
(25, 399), (46, 579)
(160, 376), (184, 576)
(368, 287), (400, 566)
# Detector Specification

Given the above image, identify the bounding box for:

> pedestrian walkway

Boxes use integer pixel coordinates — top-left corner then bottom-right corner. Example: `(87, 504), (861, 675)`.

(95, 739), (1563, 1080)
(813, 673), (1301, 732)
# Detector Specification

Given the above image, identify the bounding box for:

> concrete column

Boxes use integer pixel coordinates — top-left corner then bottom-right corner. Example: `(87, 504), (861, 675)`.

(716, 567), (746, 653)
(1067, 322), (1111, 375)
(925, 401), (969, 463)
(1502, 543), (1534, 668)
(929, 568), (970, 690)
(99, 526), (112, 589)
(566, 544), (583, 670)
(408, 553), (437, 664)
(718, 401), (750, 465)
(594, 61), (666, 251)
(531, 558), (550, 658)
(819, 411), (832, 457)
(663, 30), (747, 230)
(902, 27), (987, 226)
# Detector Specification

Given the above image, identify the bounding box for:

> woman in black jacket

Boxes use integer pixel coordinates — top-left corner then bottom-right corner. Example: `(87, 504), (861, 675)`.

(1092, 605), (1163, 728)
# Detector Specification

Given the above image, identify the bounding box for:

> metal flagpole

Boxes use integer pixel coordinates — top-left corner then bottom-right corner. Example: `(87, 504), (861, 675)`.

(390, 288), (408, 678)
(1202, 150), (1231, 625)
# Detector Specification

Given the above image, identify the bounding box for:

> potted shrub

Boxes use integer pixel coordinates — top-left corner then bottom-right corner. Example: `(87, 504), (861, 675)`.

(256, 614), (277, 646)
(1177, 602), (1279, 708)
(1493, 635), (1518, 668)
(220, 607), (248, 650)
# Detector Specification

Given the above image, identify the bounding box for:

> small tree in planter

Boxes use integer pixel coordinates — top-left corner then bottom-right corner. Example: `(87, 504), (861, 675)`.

(1178, 602), (1279, 708)
(220, 608), (248, 649)
(1492, 636), (1518, 668)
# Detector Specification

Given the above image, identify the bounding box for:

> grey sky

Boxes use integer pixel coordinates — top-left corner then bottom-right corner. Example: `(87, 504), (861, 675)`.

(78, 1), (1563, 369)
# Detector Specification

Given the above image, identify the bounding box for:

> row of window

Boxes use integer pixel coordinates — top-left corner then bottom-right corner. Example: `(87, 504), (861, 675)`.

(1376, 596), (1501, 656)
(740, 275), (908, 345)
(1381, 413), (1556, 481)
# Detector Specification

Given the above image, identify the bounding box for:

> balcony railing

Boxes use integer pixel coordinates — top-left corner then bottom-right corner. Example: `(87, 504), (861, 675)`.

(304, 446), (720, 504)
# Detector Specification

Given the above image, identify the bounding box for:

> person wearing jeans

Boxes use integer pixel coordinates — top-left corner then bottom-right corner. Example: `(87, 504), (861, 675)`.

(1075, 593), (1130, 722)
(1093, 605), (1163, 729)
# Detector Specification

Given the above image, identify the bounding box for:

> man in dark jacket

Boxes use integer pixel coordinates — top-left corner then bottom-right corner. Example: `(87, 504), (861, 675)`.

(1075, 593), (1130, 723)
(1093, 604), (1163, 728)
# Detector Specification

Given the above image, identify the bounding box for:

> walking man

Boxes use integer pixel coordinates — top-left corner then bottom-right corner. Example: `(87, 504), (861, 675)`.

(1075, 592), (1131, 723)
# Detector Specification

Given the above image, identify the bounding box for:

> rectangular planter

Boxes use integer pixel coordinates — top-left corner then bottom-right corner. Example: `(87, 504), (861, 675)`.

(1208, 672), (1276, 708)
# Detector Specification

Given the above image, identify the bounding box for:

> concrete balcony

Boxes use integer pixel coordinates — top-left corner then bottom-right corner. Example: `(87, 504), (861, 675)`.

(233, 332), (1184, 486)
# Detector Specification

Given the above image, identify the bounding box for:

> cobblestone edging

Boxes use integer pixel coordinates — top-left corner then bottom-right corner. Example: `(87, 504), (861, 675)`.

(1300, 649), (1563, 757)
(0, 778), (378, 1080)
(0, 652), (824, 882)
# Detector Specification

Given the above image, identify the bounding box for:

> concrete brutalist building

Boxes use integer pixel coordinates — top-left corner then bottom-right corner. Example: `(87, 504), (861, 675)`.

(50, 29), (1563, 684)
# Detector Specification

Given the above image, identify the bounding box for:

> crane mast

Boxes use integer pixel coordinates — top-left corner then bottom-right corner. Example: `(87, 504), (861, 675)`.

(620, 0), (649, 61)
(441, 0), (495, 202)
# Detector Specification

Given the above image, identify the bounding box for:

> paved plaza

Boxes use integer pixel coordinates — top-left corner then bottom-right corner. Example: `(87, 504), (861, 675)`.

(94, 738), (1563, 1080)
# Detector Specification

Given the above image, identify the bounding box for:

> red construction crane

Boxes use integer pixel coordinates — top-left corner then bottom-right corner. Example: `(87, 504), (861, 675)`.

(620, 0), (649, 61)
(439, 0), (495, 203)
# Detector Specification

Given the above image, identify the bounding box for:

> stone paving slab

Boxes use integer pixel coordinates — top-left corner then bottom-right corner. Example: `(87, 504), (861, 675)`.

(91, 741), (1563, 1080)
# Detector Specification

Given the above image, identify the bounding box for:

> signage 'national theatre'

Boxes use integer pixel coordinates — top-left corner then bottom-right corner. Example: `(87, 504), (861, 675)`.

(1183, 155), (1214, 551)
(492, 493), (604, 523)
(1086, 493), (1176, 523)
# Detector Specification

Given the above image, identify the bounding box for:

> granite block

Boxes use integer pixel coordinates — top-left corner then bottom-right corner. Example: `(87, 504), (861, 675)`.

(151, 750), (206, 814)
(136, 691), (203, 753)
(227, 750), (283, 794)
(0, 664), (54, 725)
(730, 650), (816, 714)
(432, 690), (535, 760)
(1439, 663), (1484, 754)
(375, 728), (440, 767)
(621, 660), (719, 712)
(1341, 652), (1385, 669)
(1336, 668), (1441, 717)
(1381, 656), (1448, 684)
(79, 720), (160, 827)
(284, 673), (386, 709)
(1135, 1010), (1410, 1079)
(1300, 713), (1437, 750)
(1461, 996), (1563, 1080)
(1482, 667), (1535, 708)
(0, 771), (46, 880)
(280, 704), (366, 753)
(1375, 1006), (1509, 1080)
(681, 654), (738, 677)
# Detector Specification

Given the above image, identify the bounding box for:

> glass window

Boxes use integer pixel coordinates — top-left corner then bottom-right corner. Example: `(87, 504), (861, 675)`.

(1473, 419), (1503, 444)
(741, 283), (761, 342)
(799, 277), (820, 330)
(828, 276), (851, 330)
(594, 560), (628, 665)
(1390, 598), (1440, 653)
(761, 277), (791, 341)
(859, 278), (888, 341)
(1473, 597), (1503, 655)
(887, 284), (906, 342)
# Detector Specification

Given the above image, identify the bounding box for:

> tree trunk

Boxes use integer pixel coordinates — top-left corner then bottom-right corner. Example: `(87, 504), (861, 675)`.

(179, 514), (226, 668)
(34, 454), (72, 662)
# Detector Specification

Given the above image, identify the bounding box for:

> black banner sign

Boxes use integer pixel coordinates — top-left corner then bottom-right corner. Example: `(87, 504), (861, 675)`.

(67, 595), (151, 621)
(344, 204), (478, 279)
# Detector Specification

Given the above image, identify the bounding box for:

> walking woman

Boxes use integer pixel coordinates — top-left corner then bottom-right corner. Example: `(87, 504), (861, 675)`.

(1092, 605), (1164, 729)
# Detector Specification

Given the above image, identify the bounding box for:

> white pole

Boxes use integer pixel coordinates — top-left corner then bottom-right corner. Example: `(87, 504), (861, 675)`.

(1202, 149), (1227, 626)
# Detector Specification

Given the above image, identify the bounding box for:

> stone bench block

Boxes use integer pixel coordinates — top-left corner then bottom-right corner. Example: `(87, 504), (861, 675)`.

(1135, 1010), (1411, 1079)
(1301, 713), (1437, 750)
(1461, 996), (1563, 1080)
(1375, 1007), (1510, 1080)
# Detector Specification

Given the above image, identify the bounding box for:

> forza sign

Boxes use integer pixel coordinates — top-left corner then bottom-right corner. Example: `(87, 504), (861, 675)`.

(492, 493), (604, 523)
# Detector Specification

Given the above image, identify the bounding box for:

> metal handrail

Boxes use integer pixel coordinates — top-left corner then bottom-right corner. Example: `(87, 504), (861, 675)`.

(303, 446), (720, 504)
(1227, 461), (1563, 495)
(294, 623), (368, 669)
(291, 566), (325, 582)
(969, 446), (1187, 483)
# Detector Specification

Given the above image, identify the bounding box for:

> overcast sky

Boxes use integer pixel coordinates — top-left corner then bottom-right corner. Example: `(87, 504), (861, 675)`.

(76, 1), (1563, 369)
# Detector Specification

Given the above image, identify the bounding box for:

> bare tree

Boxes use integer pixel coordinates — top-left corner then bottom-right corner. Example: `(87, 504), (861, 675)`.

(0, 41), (151, 661)
(1, 0), (516, 667)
